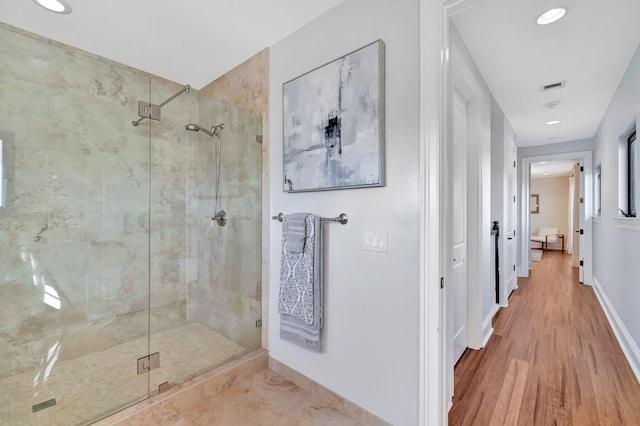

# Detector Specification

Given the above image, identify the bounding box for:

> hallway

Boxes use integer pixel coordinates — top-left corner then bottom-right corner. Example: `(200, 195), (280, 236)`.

(449, 251), (640, 425)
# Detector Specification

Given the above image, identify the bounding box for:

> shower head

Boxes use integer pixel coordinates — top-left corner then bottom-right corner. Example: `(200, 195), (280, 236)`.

(185, 123), (204, 133)
(185, 123), (223, 137)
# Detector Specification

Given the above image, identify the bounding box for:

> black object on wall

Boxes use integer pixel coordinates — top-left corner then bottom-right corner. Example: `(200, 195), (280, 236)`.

(491, 221), (500, 304)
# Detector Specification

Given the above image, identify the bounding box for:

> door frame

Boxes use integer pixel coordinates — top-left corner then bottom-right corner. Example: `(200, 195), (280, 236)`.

(503, 134), (518, 304)
(518, 151), (593, 284)
(418, 0), (488, 424)
(447, 43), (487, 388)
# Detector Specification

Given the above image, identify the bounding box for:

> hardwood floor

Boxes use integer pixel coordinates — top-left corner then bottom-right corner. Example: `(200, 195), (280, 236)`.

(449, 251), (640, 425)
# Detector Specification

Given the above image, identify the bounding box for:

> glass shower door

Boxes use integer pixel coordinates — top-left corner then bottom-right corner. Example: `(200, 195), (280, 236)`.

(0, 24), (152, 425)
(146, 82), (263, 393)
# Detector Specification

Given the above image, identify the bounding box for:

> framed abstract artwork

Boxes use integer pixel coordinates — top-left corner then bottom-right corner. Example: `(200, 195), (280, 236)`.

(282, 40), (385, 192)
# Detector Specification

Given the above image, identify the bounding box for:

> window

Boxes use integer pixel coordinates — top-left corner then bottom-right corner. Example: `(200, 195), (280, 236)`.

(619, 128), (637, 218)
(595, 164), (601, 217)
(628, 130), (636, 217)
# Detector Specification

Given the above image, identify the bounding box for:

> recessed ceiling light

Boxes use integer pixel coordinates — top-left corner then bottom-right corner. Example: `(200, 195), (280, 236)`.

(33, 0), (72, 14)
(546, 120), (561, 125)
(544, 173), (550, 176)
(540, 161), (548, 164)
(537, 8), (567, 25)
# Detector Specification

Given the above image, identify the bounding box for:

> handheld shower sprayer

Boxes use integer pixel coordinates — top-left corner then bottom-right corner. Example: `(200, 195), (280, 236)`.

(184, 123), (224, 137)
(184, 122), (226, 226)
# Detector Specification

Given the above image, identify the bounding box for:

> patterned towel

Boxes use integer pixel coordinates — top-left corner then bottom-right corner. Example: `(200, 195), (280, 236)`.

(279, 213), (323, 352)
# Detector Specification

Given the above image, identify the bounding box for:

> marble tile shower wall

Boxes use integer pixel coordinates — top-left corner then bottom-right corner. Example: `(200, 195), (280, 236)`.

(187, 98), (262, 350)
(0, 24), (262, 379)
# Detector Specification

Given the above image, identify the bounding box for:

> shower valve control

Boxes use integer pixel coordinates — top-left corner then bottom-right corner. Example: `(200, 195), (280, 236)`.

(212, 210), (227, 227)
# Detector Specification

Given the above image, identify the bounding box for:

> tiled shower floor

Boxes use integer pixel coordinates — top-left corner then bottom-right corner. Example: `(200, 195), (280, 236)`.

(0, 323), (247, 425)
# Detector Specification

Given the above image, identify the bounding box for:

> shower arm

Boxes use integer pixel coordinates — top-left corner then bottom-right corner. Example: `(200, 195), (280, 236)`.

(132, 84), (191, 127)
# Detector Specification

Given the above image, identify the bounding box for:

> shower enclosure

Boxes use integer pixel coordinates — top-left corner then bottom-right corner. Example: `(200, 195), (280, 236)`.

(0, 23), (262, 425)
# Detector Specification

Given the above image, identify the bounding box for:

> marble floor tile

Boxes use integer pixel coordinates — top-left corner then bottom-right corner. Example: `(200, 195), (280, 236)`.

(178, 370), (364, 426)
(0, 322), (248, 426)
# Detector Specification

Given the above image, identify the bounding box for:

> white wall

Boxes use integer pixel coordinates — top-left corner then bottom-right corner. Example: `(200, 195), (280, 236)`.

(491, 96), (505, 228)
(269, 1), (420, 424)
(490, 97), (505, 310)
(490, 96), (517, 305)
(592, 44), (640, 373)
(518, 138), (596, 158)
(530, 176), (570, 251)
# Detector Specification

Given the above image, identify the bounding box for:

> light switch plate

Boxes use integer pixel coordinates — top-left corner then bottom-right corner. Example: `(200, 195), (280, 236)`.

(363, 232), (388, 253)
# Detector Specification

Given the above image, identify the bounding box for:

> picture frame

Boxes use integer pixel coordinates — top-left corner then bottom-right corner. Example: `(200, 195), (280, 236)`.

(530, 194), (540, 214)
(282, 40), (385, 192)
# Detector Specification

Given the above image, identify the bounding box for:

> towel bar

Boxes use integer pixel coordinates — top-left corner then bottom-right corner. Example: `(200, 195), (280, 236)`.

(271, 212), (348, 225)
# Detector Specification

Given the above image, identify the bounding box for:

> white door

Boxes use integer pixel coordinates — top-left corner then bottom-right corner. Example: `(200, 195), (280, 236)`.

(452, 91), (468, 364)
(504, 137), (517, 299)
(571, 162), (581, 275)
(578, 160), (585, 282)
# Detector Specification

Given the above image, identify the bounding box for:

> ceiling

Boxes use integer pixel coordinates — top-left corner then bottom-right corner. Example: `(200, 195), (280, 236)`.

(452, 0), (640, 147)
(531, 159), (577, 178)
(1, 0), (344, 89)
(5, 0), (640, 146)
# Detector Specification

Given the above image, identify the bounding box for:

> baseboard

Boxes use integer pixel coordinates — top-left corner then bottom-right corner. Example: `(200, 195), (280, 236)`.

(482, 304), (499, 347)
(517, 265), (528, 277)
(592, 277), (640, 383)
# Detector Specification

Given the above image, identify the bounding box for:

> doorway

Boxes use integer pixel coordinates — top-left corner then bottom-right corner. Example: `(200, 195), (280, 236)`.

(528, 159), (579, 270)
(443, 38), (492, 408)
(520, 152), (592, 284)
(419, 1), (599, 424)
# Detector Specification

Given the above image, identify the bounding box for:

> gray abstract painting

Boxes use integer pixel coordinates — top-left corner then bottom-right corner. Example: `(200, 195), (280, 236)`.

(283, 40), (385, 192)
